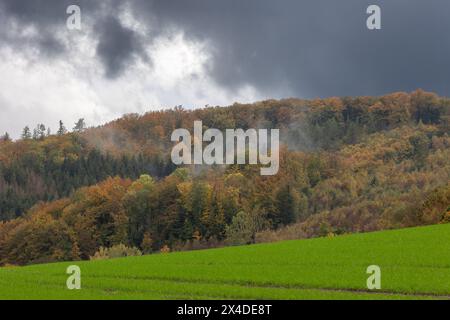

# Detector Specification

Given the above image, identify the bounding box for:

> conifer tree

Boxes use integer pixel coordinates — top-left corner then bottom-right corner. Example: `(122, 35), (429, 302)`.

(21, 126), (32, 140)
(73, 118), (86, 133)
(57, 120), (67, 136)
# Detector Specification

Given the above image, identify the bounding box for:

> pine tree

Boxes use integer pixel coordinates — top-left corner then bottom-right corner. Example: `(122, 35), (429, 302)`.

(33, 124), (46, 140)
(21, 126), (32, 140)
(73, 118), (86, 133)
(275, 184), (300, 226)
(57, 120), (67, 136)
(1, 132), (11, 142)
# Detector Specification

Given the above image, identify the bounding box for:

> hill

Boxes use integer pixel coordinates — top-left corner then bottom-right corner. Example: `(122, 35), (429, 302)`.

(0, 89), (449, 266)
(1, 89), (449, 220)
(1, 224), (449, 300)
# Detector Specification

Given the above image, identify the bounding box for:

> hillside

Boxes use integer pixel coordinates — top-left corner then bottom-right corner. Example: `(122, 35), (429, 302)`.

(1, 224), (449, 300)
(0, 90), (449, 266)
(1, 90), (449, 220)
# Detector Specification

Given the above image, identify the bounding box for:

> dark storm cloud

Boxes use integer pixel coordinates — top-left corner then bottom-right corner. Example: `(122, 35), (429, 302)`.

(130, 0), (450, 97)
(0, 0), (70, 57)
(95, 16), (148, 79)
(0, 0), (450, 97)
(0, 0), (146, 76)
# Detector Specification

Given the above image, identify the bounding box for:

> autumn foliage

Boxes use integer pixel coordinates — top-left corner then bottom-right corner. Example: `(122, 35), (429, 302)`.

(0, 90), (449, 265)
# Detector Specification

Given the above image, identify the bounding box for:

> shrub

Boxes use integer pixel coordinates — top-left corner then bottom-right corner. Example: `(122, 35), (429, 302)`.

(255, 223), (308, 243)
(160, 245), (171, 254)
(225, 210), (266, 246)
(441, 206), (450, 223)
(90, 244), (142, 260)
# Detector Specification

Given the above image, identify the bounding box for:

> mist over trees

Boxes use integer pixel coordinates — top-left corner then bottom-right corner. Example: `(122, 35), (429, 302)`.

(0, 89), (449, 265)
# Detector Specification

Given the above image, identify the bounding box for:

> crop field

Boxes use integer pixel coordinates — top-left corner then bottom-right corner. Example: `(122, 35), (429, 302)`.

(1, 224), (450, 300)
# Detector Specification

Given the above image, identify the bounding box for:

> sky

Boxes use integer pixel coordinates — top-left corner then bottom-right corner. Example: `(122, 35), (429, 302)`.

(0, 0), (449, 138)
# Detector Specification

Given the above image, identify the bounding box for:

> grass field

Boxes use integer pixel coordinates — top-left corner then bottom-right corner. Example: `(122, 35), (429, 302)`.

(1, 224), (450, 300)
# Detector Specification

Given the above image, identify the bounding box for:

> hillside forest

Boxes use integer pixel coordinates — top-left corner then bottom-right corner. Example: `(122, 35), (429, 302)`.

(0, 89), (449, 265)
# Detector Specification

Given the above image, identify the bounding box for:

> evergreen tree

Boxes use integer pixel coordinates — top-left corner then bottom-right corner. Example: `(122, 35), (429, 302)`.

(0, 132), (11, 142)
(57, 120), (67, 136)
(73, 118), (86, 133)
(33, 124), (46, 140)
(275, 184), (300, 226)
(409, 133), (430, 169)
(21, 126), (32, 140)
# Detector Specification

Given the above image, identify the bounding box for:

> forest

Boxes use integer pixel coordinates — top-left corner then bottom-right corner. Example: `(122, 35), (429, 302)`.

(0, 89), (449, 266)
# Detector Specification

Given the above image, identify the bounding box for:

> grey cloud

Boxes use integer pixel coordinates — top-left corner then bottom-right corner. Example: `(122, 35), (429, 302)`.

(0, 0), (148, 76)
(0, 0), (67, 24)
(0, 0), (77, 57)
(130, 0), (450, 98)
(0, 0), (450, 97)
(95, 16), (148, 78)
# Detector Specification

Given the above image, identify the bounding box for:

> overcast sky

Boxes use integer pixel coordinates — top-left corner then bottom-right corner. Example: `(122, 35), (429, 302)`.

(0, 0), (449, 138)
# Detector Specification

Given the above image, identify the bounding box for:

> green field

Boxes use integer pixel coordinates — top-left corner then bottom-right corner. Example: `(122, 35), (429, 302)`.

(1, 224), (450, 300)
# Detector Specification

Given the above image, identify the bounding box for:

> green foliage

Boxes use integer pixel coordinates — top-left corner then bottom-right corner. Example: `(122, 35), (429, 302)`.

(274, 185), (301, 226)
(124, 175), (155, 248)
(225, 211), (254, 245)
(225, 210), (266, 245)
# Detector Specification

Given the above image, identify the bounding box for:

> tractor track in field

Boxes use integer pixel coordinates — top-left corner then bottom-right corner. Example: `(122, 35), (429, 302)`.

(73, 273), (450, 300)
(4, 265), (450, 299)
